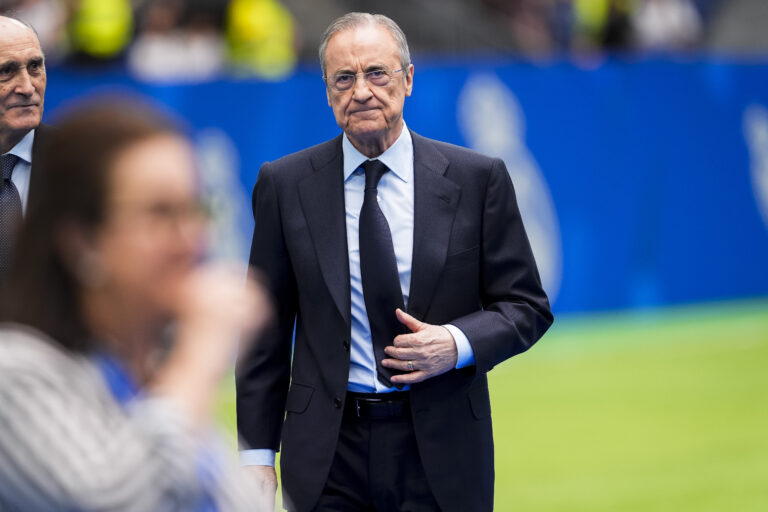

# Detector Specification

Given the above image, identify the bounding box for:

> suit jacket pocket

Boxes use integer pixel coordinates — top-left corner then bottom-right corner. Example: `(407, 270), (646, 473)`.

(468, 383), (492, 420)
(285, 383), (314, 414)
(443, 245), (480, 273)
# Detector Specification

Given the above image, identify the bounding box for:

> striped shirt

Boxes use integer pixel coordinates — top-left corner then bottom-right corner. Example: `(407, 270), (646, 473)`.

(0, 324), (262, 512)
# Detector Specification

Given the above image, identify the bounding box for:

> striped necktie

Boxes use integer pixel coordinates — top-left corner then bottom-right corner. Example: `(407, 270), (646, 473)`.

(0, 154), (23, 280)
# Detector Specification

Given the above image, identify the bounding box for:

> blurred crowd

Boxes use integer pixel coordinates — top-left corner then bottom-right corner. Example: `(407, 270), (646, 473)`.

(0, 0), (297, 81)
(0, 0), (759, 82)
(481, 0), (718, 54)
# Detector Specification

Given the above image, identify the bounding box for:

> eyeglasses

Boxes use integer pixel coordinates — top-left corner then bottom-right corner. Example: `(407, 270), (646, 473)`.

(324, 68), (405, 92)
(109, 199), (210, 231)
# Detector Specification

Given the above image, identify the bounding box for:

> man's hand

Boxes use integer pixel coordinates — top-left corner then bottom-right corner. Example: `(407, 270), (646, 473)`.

(244, 465), (277, 511)
(382, 309), (458, 384)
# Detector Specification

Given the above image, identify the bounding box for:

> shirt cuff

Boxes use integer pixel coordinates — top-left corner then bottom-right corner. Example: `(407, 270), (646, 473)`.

(443, 324), (475, 369)
(239, 449), (276, 467)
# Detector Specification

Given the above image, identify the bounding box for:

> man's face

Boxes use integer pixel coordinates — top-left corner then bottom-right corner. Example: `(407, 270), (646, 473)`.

(324, 24), (413, 146)
(0, 19), (46, 148)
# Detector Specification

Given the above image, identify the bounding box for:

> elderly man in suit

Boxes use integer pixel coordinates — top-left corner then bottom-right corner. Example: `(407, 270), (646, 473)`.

(237, 12), (553, 512)
(0, 16), (48, 282)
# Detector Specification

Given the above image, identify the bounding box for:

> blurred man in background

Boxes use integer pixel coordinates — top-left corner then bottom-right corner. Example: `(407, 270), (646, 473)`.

(236, 12), (553, 512)
(0, 15), (48, 283)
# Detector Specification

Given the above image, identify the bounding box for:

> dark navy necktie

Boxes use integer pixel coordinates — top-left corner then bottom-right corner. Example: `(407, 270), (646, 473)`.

(359, 159), (406, 388)
(0, 154), (23, 280)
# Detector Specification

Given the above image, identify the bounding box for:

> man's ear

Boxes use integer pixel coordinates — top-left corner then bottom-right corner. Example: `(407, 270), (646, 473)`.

(404, 64), (414, 97)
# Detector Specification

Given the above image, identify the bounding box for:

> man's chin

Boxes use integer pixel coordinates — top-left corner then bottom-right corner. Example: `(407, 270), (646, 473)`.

(0, 116), (40, 150)
(345, 121), (388, 140)
(6, 109), (42, 128)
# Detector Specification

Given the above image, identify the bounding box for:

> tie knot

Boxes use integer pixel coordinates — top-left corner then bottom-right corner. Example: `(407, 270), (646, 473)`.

(363, 159), (389, 190)
(1, 154), (19, 182)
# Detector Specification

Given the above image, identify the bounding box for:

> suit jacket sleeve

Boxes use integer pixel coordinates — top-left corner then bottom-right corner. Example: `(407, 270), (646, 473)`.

(450, 157), (553, 374)
(236, 162), (297, 451)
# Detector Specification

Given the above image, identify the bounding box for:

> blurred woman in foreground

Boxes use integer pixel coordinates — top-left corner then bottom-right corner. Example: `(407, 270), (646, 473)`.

(0, 99), (269, 511)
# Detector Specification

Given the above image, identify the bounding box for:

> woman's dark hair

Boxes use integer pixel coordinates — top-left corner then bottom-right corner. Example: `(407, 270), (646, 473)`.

(1, 97), (184, 352)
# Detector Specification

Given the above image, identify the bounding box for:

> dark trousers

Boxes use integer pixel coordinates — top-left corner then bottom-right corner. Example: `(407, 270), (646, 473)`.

(311, 394), (440, 512)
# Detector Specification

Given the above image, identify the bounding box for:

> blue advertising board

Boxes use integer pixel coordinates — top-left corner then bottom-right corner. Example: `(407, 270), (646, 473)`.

(43, 57), (768, 314)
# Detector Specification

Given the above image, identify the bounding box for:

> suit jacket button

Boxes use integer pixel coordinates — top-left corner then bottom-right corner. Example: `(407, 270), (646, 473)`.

(334, 397), (342, 408)
(342, 340), (350, 350)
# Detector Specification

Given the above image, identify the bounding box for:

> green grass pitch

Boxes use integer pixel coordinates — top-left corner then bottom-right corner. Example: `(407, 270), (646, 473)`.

(217, 299), (768, 511)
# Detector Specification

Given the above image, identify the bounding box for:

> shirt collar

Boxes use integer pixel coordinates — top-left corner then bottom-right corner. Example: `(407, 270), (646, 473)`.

(3, 129), (35, 164)
(342, 122), (413, 183)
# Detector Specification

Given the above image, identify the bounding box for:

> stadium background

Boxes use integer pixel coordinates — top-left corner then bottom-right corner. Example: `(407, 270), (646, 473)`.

(4, 0), (767, 509)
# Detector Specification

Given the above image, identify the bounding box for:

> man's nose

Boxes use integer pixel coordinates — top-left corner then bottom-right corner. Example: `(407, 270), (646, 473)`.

(14, 70), (36, 96)
(351, 74), (373, 101)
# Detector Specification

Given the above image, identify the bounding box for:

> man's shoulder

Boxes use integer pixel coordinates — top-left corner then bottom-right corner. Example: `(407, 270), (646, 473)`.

(262, 135), (342, 176)
(411, 132), (499, 168)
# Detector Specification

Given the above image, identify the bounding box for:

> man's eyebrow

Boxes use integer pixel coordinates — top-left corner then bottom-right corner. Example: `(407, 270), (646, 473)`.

(0, 59), (21, 69)
(28, 57), (44, 65)
(332, 67), (356, 75)
(330, 64), (386, 75)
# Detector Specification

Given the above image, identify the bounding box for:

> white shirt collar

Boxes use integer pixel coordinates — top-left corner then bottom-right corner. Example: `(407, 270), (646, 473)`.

(4, 129), (35, 164)
(342, 122), (413, 183)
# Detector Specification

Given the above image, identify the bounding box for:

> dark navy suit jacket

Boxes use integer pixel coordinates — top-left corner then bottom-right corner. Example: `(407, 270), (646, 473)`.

(237, 131), (553, 512)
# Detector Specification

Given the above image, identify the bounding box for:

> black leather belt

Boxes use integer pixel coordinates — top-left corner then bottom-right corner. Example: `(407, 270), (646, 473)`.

(345, 391), (410, 420)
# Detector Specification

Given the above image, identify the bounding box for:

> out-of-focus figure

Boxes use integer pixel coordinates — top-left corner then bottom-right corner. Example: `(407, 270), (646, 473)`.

(67, 0), (134, 64)
(572, 0), (633, 52)
(0, 99), (271, 511)
(0, 16), (51, 286)
(224, 0), (297, 80)
(126, 0), (298, 82)
(633, 0), (702, 50)
(128, 0), (228, 82)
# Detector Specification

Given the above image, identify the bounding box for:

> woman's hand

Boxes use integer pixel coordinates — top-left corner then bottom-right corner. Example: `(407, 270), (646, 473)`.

(152, 262), (272, 428)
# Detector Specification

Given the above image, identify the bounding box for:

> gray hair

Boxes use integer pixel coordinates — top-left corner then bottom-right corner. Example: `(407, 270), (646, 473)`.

(318, 12), (411, 77)
(0, 14), (42, 46)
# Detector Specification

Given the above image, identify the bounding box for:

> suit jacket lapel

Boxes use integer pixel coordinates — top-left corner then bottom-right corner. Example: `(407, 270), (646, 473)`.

(298, 137), (351, 327)
(408, 132), (461, 320)
(25, 124), (50, 215)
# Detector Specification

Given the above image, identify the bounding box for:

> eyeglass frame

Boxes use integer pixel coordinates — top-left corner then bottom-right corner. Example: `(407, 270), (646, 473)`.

(323, 67), (407, 92)
(106, 198), (212, 232)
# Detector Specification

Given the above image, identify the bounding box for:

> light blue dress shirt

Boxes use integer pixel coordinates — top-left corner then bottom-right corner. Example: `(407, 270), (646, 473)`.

(3, 129), (34, 214)
(241, 123), (474, 467)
